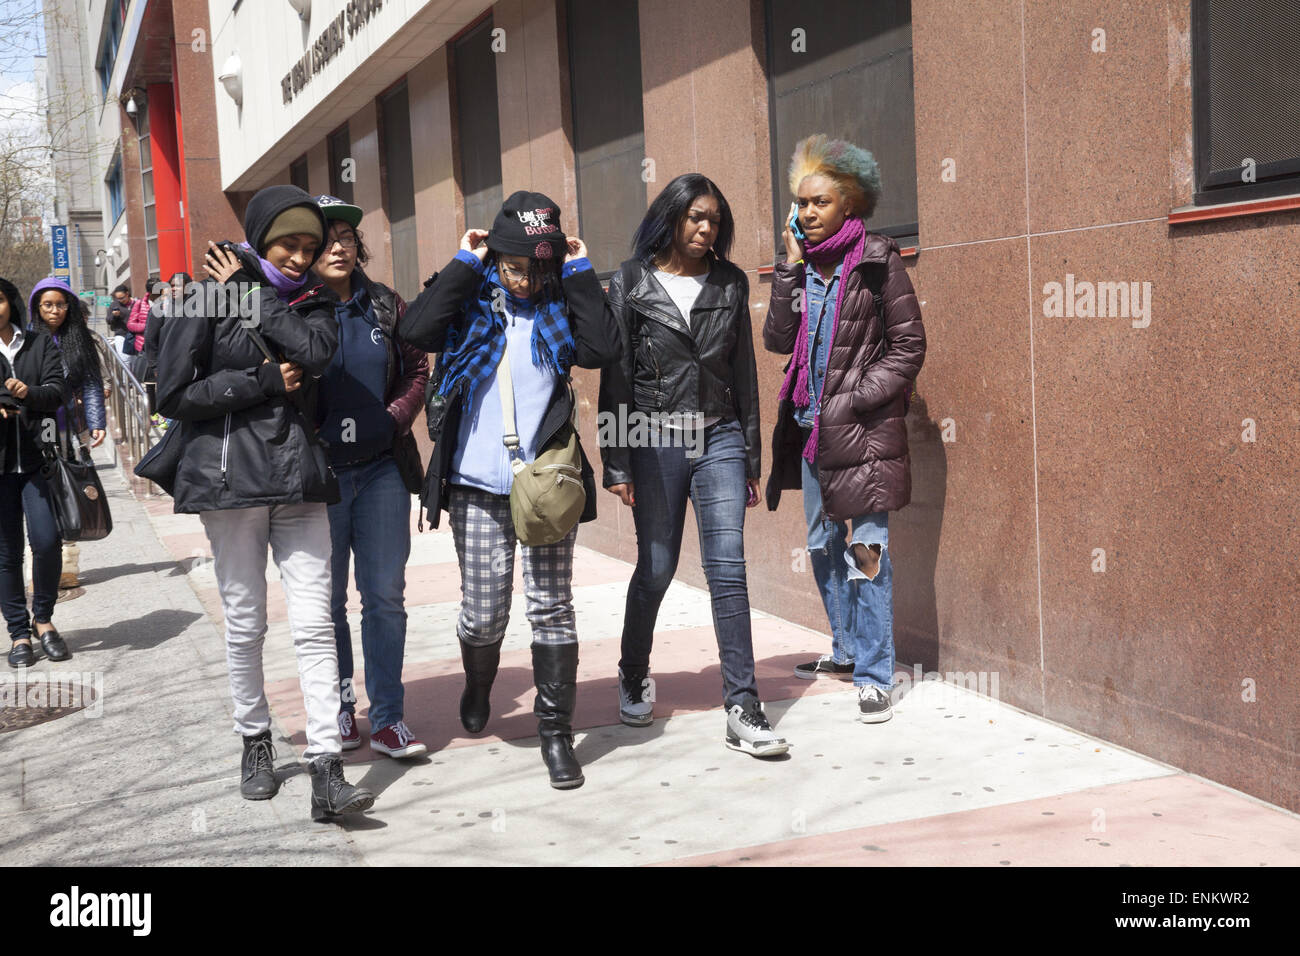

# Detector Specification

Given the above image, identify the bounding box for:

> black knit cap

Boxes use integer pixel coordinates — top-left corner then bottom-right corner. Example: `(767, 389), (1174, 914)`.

(243, 185), (329, 265)
(486, 190), (566, 261)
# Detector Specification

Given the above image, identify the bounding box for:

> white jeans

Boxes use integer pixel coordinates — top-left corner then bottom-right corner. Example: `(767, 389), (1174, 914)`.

(201, 502), (342, 757)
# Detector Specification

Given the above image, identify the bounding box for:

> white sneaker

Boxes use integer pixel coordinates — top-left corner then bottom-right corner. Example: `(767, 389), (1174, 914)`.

(724, 702), (789, 758)
(617, 668), (655, 727)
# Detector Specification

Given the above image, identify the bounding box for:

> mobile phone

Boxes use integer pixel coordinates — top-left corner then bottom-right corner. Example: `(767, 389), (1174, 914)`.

(787, 202), (805, 241)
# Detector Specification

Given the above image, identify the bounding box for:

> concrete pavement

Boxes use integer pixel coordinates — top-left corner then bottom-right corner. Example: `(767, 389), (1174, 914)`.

(2, 442), (1298, 866)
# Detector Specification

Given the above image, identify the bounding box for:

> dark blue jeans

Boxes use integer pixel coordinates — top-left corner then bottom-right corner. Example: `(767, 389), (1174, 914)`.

(0, 471), (61, 641)
(327, 455), (411, 731)
(620, 419), (758, 710)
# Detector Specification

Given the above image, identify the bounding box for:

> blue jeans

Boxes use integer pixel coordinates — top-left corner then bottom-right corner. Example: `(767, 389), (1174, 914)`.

(0, 472), (61, 640)
(801, 455), (894, 691)
(620, 419), (758, 710)
(327, 455), (411, 731)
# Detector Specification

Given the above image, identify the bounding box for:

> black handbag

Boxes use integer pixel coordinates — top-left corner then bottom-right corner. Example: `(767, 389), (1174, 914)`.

(134, 420), (184, 494)
(42, 442), (113, 542)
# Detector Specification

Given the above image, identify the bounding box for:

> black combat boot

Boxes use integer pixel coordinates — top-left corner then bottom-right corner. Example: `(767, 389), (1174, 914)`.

(532, 643), (584, 790)
(308, 755), (376, 822)
(240, 730), (279, 800)
(460, 638), (503, 733)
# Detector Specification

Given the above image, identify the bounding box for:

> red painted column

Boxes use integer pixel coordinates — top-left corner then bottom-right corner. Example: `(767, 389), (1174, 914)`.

(146, 82), (186, 280)
(170, 49), (193, 276)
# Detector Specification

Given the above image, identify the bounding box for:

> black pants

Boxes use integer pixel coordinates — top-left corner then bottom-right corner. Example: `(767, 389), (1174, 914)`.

(0, 471), (62, 640)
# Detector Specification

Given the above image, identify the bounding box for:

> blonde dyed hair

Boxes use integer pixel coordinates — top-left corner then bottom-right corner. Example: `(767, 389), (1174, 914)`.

(787, 134), (882, 219)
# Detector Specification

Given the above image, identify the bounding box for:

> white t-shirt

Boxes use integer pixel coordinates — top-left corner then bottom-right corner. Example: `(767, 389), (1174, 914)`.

(653, 269), (720, 430)
(0, 327), (23, 367)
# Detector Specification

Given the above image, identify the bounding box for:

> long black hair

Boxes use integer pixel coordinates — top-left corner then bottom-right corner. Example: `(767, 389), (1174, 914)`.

(632, 173), (735, 265)
(0, 277), (24, 328)
(32, 286), (101, 387)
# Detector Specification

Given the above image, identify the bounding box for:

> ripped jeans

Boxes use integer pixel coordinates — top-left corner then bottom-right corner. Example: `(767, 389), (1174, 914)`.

(800, 454), (894, 692)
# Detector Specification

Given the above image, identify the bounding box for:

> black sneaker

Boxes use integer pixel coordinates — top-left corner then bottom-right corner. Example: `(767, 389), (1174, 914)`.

(794, 654), (854, 680)
(857, 685), (893, 724)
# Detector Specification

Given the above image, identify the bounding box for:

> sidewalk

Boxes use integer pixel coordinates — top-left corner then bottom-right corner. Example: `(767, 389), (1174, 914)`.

(2, 444), (1298, 866)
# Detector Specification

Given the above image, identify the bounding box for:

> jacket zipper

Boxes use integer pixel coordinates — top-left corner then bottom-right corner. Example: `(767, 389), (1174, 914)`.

(220, 413), (232, 487)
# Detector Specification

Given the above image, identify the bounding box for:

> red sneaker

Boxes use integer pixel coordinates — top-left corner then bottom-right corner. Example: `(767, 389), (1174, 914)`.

(338, 711), (361, 751)
(370, 721), (427, 759)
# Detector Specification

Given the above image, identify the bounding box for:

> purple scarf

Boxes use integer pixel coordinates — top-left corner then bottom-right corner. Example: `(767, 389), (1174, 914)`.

(238, 242), (309, 302)
(777, 216), (867, 462)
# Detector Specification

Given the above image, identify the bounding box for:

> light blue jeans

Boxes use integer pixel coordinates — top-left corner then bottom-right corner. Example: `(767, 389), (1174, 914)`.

(800, 455), (894, 692)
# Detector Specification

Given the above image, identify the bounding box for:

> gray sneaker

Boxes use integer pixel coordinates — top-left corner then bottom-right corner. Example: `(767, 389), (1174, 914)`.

(858, 685), (893, 723)
(724, 702), (789, 758)
(617, 668), (655, 727)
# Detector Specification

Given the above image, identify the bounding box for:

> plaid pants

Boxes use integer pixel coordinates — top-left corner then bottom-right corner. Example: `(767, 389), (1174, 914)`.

(448, 484), (578, 647)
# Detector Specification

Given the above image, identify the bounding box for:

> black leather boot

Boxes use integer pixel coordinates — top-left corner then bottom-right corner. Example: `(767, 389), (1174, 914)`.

(532, 643), (584, 790)
(459, 638), (503, 733)
(240, 730), (279, 800)
(308, 755), (376, 822)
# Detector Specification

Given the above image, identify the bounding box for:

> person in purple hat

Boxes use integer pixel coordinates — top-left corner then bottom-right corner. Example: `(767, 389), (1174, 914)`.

(0, 277), (66, 668)
(400, 190), (618, 789)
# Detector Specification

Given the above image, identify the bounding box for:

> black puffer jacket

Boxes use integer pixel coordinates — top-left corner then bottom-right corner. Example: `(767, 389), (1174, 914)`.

(156, 187), (339, 513)
(598, 256), (761, 485)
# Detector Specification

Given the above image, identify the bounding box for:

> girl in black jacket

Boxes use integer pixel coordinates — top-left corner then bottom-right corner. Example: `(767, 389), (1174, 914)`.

(156, 185), (373, 822)
(399, 190), (618, 789)
(597, 173), (786, 758)
(0, 278), (67, 668)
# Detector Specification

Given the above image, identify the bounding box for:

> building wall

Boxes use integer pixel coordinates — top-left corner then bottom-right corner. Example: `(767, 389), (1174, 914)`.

(207, 0), (1298, 813)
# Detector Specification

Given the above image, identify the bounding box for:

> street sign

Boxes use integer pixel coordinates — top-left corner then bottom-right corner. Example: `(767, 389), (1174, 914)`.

(97, 295), (111, 309)
(51, 224), (71, 279)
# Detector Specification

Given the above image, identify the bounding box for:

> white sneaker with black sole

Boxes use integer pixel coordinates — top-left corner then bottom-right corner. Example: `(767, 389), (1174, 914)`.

(617, 668), (655, 727)
(724, 702), (789, 757)
(858, 685), (893, 723)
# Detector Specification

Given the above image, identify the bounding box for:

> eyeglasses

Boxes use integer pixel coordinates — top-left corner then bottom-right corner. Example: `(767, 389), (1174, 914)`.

(40, 301), (69, 312)
(499, 262), (531, 282)
(328, 235), (358, 250)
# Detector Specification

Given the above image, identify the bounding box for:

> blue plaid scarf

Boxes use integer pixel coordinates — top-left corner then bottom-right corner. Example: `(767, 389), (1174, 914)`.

(437, 264), (575, 402)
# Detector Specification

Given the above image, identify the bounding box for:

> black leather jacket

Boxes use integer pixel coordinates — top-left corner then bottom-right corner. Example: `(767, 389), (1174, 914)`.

(598, 256), (761, 485)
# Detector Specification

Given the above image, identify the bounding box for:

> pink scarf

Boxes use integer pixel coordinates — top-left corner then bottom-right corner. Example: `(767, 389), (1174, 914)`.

(777, 216), (867, 462)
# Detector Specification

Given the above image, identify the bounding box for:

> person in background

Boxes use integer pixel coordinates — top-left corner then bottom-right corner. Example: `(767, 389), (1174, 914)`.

(143, 271), (191, 425)
(400, 190), (617, 789)
(763, 134), (926, 724)
(27, 277), (107, 592)
(597, 173), (782, 757)
(156, 185), (374, 822)
(0, 278), (66, 668)
(311, 194), (430, 759)
(107, 284), (135, 358)
(126, 280), (153, 357)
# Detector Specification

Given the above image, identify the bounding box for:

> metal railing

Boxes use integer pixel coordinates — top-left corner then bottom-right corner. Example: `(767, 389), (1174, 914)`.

(97, 327), (164, 495)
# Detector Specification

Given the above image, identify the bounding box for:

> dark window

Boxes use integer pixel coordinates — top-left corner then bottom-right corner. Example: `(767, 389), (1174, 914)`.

(96, 0), (126, 98)
(567, 0), (646, 276)
(1192, 0), (1300, 204)
(290, 155), (310, 192)
(454, 18), (503, 236)
(106, 154), (125, 225)
(328, 125), (353, 204)
(380, 83), (419, 301)
(765, 0), (918, 258)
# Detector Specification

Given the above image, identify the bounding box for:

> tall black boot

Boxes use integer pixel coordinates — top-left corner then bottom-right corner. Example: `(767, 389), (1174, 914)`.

(308, 755), (376, 822)
(460, 638), (503, 733)
(240, 730), (279, 800)
(532, 643), (584, 790)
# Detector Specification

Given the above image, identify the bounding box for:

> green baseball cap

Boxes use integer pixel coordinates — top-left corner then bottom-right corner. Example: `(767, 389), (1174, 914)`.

(315, 194), (363, 229)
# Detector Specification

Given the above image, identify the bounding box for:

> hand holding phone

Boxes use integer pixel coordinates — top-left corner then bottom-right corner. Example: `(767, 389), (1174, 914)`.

(787, 202), (806, 241)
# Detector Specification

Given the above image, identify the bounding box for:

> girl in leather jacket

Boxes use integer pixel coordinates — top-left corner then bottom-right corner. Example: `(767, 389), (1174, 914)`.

(598, 173), (788, 758)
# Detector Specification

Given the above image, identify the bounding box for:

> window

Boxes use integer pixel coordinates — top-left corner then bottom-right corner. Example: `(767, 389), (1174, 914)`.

(328, 125), (353, 203)
(765, 0), (918, 257)
(567, 0), (646, 275)
(290, 154), (310, 192)
(139, 106), (159, 275)
(105, 154), (125, 225)
(1192, 0), (1300, 204)
(95, 0), (127, 98)
(380, 83), (419, 301)
(454, 18), (503, 236)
